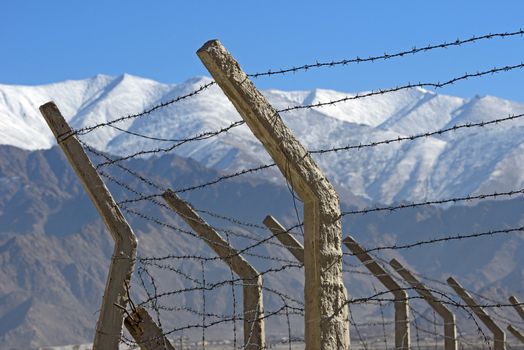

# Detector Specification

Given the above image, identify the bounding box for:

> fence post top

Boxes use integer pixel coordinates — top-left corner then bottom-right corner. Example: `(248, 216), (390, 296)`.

(162, 188), (174, 196)
(162, 189), (184, 206)
(39, 100), (57, 111)
(263, 215), (276, 225)
(509, 295), (519, 303)
(162, 189), (184, 203)
(198, 39), (222, 53)
(39, 101), (73, 143)
(342, 235), (356, 244)
(446, 276), (459, 286)
(389, 258), (402, 268)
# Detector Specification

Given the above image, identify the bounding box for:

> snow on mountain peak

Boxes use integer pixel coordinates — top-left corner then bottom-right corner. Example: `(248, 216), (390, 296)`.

(1, 74), (524, 205)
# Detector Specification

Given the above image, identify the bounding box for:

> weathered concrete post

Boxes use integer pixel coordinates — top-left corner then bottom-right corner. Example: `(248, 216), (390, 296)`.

(264, 217), (356, 347)
(343, 237), (410, 350)
(197, 39), (349, 350)
(263, 215), (304, 263)
(40, 102), (138, 350)
(390, 259), (456, 350)
(124, 306), (176, 350)
(507, 296), (524, 345)
(507, 325), (524, 344)
(509, 296), (524, 321)
(163, 190), (265, 350)
(447, 277), (505, 350)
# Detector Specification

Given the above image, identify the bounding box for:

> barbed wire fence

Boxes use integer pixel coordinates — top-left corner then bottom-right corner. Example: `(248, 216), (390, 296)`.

(41, 28), (524, 349)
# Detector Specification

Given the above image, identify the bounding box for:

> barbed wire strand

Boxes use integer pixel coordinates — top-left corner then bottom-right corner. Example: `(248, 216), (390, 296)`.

(70, 81), (216, 138)
(249, 29), (524, 78)
(161, 111), (524, 195)
(278, 63), (524, 113)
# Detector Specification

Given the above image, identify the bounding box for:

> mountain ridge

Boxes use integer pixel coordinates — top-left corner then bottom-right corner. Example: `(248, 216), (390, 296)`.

(2, 74), (524, 207)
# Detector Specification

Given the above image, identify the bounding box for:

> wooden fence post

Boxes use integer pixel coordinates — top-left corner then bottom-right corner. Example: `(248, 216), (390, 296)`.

(447, 277), (506, 350)
(390, 259), (456, 350)
(163, 190), (265, 350)
(39, 102), (138, 350)
(343, 237), (410, 350)
(197, 39), (349, 350)
(263, 215), (304, 263)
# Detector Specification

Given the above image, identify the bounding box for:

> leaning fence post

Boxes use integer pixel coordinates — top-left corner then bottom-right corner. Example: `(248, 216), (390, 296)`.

(509, 296), (524, 321)
(197, 39), (349, 350)
(507, 296), (524, 345)
(390, 259), (456, 350)
(263, 215), (304, 263)
(39, 102), (138, 350)
(447, 277), (506, 350)
(507, 325), (524, 344)
(162, 190), (265, 350)
(124, 306), (176, 350)
(343, 236), (410, 350)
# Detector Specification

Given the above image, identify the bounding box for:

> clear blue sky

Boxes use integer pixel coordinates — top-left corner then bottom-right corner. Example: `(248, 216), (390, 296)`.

(1, 1), (523, 102)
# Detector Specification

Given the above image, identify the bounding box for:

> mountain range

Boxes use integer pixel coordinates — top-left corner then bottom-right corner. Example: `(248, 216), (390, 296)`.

(2, 74), (524, 205)
(1, 75), (524, 349)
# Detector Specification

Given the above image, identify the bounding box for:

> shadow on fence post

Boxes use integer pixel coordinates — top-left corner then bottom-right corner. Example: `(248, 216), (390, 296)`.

(196, 39), (349, 350)
(162, 190), (265, 350)
(390, 259), (456, 350)
(343, 237), (410, 350)
(446, 277), (506, 350)
(39, 102), (139, 350)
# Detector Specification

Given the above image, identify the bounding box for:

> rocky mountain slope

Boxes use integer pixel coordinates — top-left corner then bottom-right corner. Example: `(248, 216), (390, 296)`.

(0, 145), (522, 349)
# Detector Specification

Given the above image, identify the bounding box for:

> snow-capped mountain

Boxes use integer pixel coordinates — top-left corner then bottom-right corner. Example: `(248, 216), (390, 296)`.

(2, 74), (524, 205)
